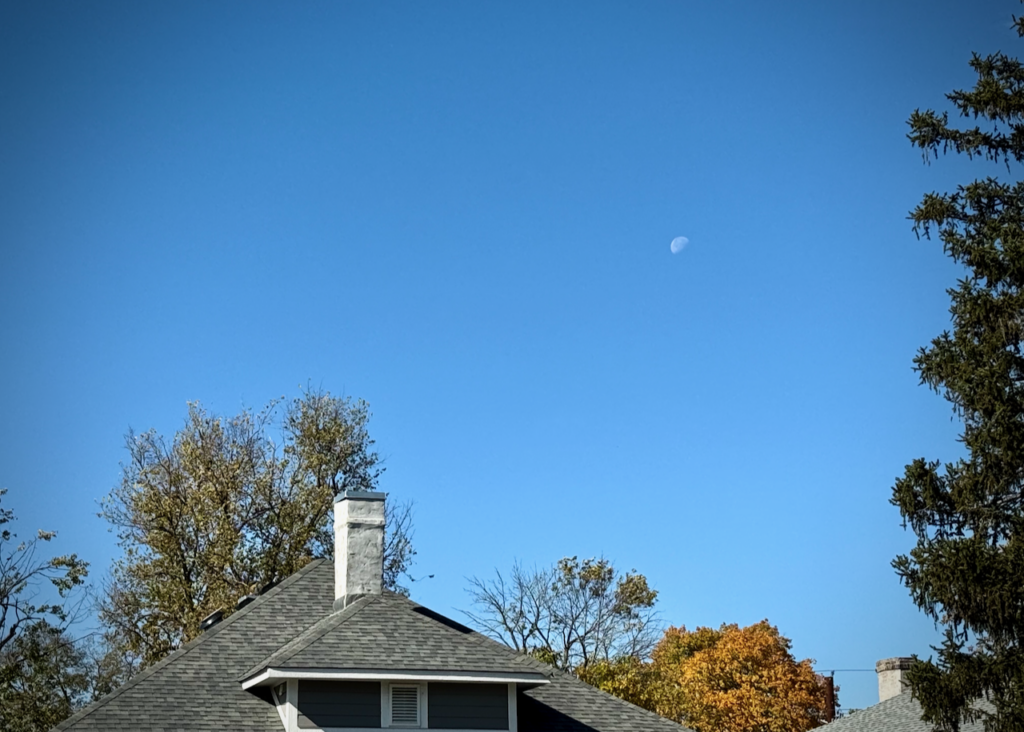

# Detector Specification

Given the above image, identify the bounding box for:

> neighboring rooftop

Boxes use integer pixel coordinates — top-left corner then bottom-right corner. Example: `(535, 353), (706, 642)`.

(823, 690), (987, 732)
(821, 656), (988, 732)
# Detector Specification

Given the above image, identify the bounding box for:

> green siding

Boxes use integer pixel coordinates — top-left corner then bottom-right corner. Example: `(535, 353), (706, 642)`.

(297, 680), (381, 729)
(428, 683), (508, 730)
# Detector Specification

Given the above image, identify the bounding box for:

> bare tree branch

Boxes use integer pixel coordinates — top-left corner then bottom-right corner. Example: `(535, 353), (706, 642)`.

(464, 556), (660, 674)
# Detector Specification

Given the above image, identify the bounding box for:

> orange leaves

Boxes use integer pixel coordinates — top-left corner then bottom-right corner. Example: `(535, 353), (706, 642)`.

(653, 621), (832, 732)
(579, 621), (832, 732)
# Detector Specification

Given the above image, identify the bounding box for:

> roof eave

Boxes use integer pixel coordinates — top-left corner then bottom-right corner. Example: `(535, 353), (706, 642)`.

(241, 667), (551, 691)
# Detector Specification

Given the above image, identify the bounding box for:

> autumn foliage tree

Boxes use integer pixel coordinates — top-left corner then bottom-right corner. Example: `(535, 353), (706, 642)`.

(99, 389), (414, 673)
(579, 621), (833, 732)
(575, 655), (682, 717)
(0, 489), (90, 732)
(0, 622), (92, 732)
(656, 622), (831, 732)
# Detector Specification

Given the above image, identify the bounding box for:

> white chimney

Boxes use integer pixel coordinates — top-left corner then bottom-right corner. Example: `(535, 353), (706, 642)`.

(876, 657), (913, 702)
(334, 491), (385, 610)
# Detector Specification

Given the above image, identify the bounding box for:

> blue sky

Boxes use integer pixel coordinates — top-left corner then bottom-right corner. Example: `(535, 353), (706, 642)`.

(1, 0), (1018, 711)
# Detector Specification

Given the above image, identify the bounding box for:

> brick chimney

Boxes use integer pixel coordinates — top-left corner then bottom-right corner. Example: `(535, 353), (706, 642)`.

(334, 491), (385, 611)
(817, 674), (835, 722)
(876, 657), (913, 702)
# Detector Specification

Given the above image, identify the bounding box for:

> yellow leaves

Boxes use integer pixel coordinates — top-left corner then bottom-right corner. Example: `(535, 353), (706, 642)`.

(614, 572), (658, 614)
(579, 621), (831, 732)
(578, 656), (684, 720)
(99, 390), (394, 670)
(654, 621), (831, 732)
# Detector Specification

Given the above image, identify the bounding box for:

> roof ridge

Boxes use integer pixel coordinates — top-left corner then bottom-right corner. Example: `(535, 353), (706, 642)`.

(381, 594), (685, 728)
(53, 558), (328, 732)
(820, 689), (928, 730)
(385, 593), (553, 676)
(240, 594), (380, 679)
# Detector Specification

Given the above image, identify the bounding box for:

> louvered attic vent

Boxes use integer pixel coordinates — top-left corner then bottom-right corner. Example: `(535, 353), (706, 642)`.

(390, 685), (420, 726)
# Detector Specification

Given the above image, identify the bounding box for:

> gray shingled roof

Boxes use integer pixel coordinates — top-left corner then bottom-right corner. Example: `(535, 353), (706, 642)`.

(822, 691), (986, 732)
(242, 591), (545, 679)
(55, 559), (686, 732)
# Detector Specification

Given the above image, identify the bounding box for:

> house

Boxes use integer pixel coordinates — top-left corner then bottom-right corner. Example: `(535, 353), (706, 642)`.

(54, 492), (686, 732)
(822, 657), (984, 732)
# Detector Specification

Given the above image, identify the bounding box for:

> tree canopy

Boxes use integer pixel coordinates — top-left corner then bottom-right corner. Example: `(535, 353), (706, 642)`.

(655, 622), (830, 732)
(99, 390), (414, 671)
(578, 621), (832, 732)
(0, 488), (88, 661)
(891, 12), (1024, 732)
(0, 489), (90, 732)
(465, 556), (659, 673)
(0, 621), (92, 732)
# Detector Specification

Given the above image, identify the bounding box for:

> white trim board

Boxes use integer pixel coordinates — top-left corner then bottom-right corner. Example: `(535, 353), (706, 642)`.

(242, 668), (548, 691)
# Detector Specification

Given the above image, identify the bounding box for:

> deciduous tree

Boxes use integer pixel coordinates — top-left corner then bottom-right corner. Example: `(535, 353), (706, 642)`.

(649, 622), (831, 732)
(0, 489), (90, 732)
(891, 10), (1024, 732)
(0, 621), (91, 732)
(465, 557), (659, 673)
(0, 488), (88, 659)
(576, 655), (681, 717)
(576, 621), (832, 730)
(98, 389), (414, 671)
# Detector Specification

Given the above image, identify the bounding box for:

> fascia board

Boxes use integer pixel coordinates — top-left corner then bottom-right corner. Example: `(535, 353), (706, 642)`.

(241, 668), (549, 691)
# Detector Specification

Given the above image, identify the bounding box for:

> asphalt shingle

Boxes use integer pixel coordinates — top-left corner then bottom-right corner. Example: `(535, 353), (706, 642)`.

(244, 592), (542, 679)
(55, 560), (685, 732)
(55, 559), (335, 732)
(822, 692), (987, 732)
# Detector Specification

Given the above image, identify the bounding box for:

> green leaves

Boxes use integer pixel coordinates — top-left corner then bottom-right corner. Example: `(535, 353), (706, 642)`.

(894, 10), (1024, 732)
(0, 622), (92, 732)
(0, 489), (89, 655)
(98, 388), (413, 671)
(0, 490), (91, 731)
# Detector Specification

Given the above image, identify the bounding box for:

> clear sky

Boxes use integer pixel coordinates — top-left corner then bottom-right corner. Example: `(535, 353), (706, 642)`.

(1, 0), (1018, 712)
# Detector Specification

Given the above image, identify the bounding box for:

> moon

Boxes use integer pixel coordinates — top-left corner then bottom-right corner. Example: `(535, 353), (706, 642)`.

(670, 236), (688, 254)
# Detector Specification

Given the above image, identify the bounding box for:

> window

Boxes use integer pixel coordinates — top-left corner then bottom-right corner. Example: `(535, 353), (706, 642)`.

(389, 685), (421, 727)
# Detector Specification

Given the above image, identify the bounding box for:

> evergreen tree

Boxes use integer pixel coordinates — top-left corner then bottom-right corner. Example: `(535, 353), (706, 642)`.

(892, 12), (1024, 732)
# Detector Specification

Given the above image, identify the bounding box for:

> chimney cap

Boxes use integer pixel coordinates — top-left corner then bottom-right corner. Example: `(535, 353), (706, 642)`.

(335, 490), (386, 503)
(876, 657), (914, 673)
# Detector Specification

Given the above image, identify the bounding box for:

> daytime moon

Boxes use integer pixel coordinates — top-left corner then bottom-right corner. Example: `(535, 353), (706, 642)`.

(670, 236), (688, 254)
